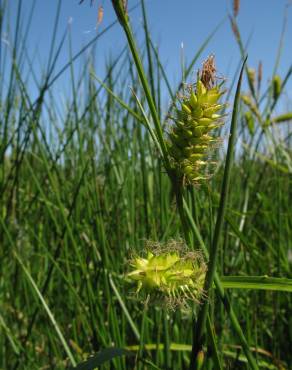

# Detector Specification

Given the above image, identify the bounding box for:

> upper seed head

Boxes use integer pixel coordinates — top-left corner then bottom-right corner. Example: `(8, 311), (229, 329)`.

(168, 56), (226, 184)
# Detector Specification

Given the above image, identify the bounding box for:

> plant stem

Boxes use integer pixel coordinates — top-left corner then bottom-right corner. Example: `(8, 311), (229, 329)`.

(189, 57), (256, 369)
(111, 0), (170, 171)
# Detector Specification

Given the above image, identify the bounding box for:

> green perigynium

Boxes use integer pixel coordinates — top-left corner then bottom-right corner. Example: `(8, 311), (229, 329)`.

(168, 56), (226, 183)
(127, 241), (206, 308)
(272, 75), (281, 101)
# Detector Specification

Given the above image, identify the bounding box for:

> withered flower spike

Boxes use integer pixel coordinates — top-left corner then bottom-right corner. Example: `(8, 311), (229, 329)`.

(200, 55), (216, 90)
(229, 15), (240, 40)
(233, 0), (240, 17)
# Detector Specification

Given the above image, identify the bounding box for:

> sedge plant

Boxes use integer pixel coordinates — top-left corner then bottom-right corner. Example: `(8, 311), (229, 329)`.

(110, 0), (258, 369)
(2, 1), (291, 369)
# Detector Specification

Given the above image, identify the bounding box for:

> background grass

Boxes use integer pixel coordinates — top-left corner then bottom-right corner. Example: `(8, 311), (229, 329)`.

(0, 1), (292, 369)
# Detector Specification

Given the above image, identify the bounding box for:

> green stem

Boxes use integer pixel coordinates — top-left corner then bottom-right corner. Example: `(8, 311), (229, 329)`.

(206, 314), (222, 370)
(163, 311), (171, 370)
(183, 199), (259, 369)
(189, 57), (258, 370)
(111, 0), (170, 171)
(175, 183), (192, 246)
(190, 58), (245, 367)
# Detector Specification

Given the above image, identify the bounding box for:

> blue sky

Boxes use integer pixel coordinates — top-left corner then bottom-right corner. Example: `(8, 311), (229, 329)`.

(4, 0), (292, 108)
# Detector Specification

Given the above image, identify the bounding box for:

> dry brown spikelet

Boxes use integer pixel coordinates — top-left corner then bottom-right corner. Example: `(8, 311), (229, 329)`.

(229, 16), (240, 40)
(200, 55), (216, 90)
(233, 0), (240, 17)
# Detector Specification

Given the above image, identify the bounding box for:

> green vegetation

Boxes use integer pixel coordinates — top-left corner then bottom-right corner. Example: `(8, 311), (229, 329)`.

(0, 1), (291, 369)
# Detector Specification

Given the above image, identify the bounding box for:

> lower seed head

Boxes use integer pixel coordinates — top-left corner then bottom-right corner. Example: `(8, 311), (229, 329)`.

(127, 241), (207, 308)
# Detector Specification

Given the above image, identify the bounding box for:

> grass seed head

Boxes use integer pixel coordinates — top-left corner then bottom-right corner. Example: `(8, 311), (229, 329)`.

(247, 68), (256, 90)
(127, 240), (206, 309)
(168, 56), (226, 184)
(272, 75), (282, 101)
(233, 0), (240, 17)
(229, 16), (240, 40)
(257, 61), (263, 91)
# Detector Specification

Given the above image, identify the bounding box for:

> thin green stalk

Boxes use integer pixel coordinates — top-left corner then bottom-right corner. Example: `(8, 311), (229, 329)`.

(141, 0), (156, 102)
(229, 16), (257, 103)
(183, 199), (259, 370)
(0, 218), (76, 367)
(111, 0), (170, 171)
(206, 314), (222, 370)
(137, 297), (149, 370)
(175, 186), (192, 246)
(190, 57), (247, 369)
(163, 312), (171, 370)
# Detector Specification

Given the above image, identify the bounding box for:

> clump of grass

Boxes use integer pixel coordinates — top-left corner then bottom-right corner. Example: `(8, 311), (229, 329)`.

(127, 240), (206, 309)
(1, 1), (292, 369)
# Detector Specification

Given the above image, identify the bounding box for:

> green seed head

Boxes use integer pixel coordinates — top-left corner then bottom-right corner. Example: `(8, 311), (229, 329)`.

(272, 75), (281, 101)
(127, 241), (206, 308)
(247, 68), (256, 89)
(241, 94), (261, 122)
(244, 111), (255, 135)
(168, 55), (226, 184)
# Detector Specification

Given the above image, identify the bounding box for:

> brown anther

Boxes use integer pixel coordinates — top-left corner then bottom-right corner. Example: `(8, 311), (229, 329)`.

(97, 5), (104, 26)
(200, 55), (216, 89)
(233, 0), (240, 17)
